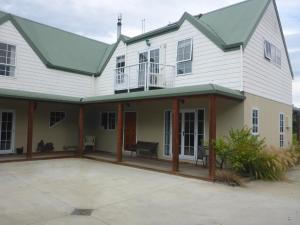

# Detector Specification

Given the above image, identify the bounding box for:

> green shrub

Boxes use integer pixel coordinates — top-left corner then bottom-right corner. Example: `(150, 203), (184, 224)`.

(252, 148), (297, 180)
(214, 128), (297, 181)
(224, 128), (265, 176)
(214, 138), (231, 169)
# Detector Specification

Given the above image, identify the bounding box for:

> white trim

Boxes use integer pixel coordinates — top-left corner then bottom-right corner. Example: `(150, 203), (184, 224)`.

(240, 45), (244, 91)
(163, 109), (172, 158)
(176, 38), (193, 75)
(279, 112), (285, 148)
(0, 41), (17, 77)
(0, 109), (16, 154)
(251, 108), (259, 135)
(163, 108), (205, 161)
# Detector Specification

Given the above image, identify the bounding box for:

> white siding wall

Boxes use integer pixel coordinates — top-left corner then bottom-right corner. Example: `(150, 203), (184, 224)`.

(0, 21), (94, 97)
(95, 21), (242, 94)
(95, 41), (126, 95)
(243, 1), (293, 105)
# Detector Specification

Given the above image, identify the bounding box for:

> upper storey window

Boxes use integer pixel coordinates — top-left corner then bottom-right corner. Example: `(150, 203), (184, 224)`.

(264, 40), (281, 67)
(177, 39), (192, 75)
(0, 43), (16, 76)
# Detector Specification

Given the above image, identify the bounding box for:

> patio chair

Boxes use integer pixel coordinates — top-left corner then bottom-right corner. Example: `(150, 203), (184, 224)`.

(84, 136), (96, 151)
(195, 145), (208, 167)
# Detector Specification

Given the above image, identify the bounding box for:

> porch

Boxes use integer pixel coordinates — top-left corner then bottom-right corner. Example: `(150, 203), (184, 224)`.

(84, 151), (209, 180)
(0, 84), (245, 180)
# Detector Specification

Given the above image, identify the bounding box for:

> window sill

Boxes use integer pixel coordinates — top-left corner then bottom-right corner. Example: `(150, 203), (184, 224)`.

(176, 72), (192, 77)
(0, 75), (16, 80)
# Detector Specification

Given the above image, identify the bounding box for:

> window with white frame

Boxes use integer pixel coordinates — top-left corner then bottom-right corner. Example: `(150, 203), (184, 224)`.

(49, 112), (66, 127)
(0, 43), (16, 76)
(252, 109), (259, 135)
(264, 40), (281, 67)
(279, 113), (285, 148)
(116, 55), (125, 84)
(101, 112), (116, 130)
(164, 110), (172, 156)
(177, 39), (192, 75)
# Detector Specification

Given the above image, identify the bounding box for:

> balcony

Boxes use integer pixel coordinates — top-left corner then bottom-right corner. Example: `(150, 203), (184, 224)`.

(114, 63), (175, 92)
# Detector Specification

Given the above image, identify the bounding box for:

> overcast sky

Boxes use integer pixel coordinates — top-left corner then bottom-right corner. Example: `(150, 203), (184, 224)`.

(1, 0), (299, 107)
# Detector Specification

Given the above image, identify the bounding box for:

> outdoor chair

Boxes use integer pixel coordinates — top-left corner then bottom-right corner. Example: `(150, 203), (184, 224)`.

(84, 136), (96, 151)
(195, 145), (208, 167)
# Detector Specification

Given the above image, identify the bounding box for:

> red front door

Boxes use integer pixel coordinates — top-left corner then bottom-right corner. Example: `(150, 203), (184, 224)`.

(124, 112), (137, 150)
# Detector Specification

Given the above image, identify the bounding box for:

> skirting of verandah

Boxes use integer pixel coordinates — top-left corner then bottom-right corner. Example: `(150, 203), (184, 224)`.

(0, 84), (245, 181)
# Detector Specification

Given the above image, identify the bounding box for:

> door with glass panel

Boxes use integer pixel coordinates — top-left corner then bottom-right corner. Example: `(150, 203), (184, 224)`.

(149, 49), (159, 86)
(164, 109), (205, 160)
(0, 111), (15, 154)
(138, 52), (148, 87)
(180, 111), (196, 159)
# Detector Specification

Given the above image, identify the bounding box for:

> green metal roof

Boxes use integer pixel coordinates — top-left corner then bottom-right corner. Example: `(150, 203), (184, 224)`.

(0, 85), (245, 104)
(0, 88), (81, 103)
(0, 11), (113, 75)
(83, 84), (245, 103)
(0, 0), (293, 77)
(124, 0), (270, 50)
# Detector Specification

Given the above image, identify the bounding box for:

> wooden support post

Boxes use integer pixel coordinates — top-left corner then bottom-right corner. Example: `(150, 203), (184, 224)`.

(116, 103), (124, 162)
(26, 101), (34, 159)
(78, 105), (84, 157)
(172, 98), (180, 172)
(209, 95), (217, 180)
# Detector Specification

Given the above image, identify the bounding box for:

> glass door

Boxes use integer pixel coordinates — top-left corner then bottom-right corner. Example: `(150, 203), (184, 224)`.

(138, 52), (148, 88)
(180, 111), (196, 159)
(0, 111), (14, 154)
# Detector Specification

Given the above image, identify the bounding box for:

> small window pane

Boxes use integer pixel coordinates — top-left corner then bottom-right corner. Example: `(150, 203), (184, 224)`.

(252, 109), (259, 135)
(0, 42), (16, 77)
(49, 112), (66, 127)
(101, 112), (116, 130)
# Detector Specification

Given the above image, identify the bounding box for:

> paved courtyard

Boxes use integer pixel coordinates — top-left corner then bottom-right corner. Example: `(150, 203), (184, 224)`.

(0, 158), (299, 225)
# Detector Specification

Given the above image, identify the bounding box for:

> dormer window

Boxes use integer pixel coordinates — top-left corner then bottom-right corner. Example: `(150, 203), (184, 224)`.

(0, 43), (16, 76)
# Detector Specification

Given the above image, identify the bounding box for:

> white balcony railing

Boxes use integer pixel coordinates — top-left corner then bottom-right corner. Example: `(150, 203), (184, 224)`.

(114, 63), (175, 91)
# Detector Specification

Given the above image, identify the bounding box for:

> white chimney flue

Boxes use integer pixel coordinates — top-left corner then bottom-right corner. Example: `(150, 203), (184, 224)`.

(117, 14), (122, 40)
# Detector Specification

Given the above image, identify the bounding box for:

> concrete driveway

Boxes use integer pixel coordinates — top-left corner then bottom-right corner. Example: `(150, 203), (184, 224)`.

(0, 158), (299, 225)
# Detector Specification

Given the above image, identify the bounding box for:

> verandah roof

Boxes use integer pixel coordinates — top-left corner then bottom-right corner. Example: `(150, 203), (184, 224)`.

(0, 84), (245, 104)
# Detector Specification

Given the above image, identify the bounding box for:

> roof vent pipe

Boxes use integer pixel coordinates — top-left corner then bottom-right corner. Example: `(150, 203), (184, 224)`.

(117, 14), (122, 40)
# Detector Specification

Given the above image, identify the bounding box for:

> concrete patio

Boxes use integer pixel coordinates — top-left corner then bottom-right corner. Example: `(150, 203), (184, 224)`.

(0, 158), (299, 225)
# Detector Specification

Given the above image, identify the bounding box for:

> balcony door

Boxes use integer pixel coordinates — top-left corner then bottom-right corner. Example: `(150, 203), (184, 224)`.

(138, 49), (160, 89)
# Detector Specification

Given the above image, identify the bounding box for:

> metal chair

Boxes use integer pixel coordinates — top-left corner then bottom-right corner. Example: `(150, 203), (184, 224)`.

(84, 136), (96, 151)
(195, 145), (208, 167)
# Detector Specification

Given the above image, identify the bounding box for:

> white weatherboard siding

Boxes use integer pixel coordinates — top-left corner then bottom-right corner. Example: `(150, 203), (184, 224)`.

(95, 41), (126, 96)
(0, 21), (94, 97)
(243, 1), (293, 105)
(97, 21), (242, 94)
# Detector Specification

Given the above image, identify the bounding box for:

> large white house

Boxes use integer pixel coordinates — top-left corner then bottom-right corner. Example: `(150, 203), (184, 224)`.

(0, 0), (293, 178)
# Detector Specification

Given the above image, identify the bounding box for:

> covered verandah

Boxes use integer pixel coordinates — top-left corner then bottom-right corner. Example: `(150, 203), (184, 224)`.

(0, 84), (244, 180)
(81, 84), (245, 180)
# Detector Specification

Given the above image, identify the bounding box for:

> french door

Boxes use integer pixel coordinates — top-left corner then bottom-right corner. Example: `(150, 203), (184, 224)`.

(138, 49), (160, 88)
(0, 110), (15, 154)
(164, 109), (205, 160)
(179, 111), (196, 159)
